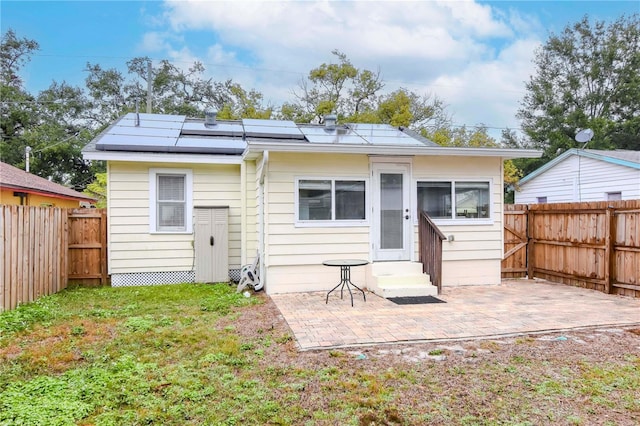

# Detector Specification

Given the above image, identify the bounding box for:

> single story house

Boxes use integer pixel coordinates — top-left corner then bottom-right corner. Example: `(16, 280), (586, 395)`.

(82, 112), (540, 296)
(515, 149), (640, 204)
(0, 161), (96, 208)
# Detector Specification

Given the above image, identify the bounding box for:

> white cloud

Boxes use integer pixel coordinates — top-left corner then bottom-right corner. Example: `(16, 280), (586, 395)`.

(138, 32), (170, 52)
(429, 37), (541, 137)
(136, 0), (543, 135)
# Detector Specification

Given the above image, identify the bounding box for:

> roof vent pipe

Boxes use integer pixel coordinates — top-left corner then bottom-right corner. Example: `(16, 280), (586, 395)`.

(324, 114), (337, 131)
(205, 109), (218, 127)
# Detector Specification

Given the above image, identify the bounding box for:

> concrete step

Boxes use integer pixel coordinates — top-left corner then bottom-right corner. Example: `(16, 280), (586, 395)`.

(367, 262), (438, 298)
(370, 261), (424, 276)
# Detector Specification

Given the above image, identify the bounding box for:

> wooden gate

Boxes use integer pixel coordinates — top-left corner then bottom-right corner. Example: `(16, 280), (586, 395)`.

(501, 204), (528, 278)
(2, 207), (108, 311)
(502, 201), (640, 298)
(67, 208), (108, 286)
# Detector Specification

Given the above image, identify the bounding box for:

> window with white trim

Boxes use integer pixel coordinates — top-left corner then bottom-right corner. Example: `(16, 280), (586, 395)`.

(417, 180), (491, 220)
(297, 179), (366, 222)
(149, 169), (193, 233)
(606, 191), (621, 201)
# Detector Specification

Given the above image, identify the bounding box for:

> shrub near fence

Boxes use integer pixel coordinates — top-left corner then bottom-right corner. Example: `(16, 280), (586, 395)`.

(1, 206), (107, 312)
(502, 200), (640, 298)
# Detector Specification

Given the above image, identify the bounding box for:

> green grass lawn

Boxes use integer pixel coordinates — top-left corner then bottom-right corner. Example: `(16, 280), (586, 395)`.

(1, 284), (638, 426)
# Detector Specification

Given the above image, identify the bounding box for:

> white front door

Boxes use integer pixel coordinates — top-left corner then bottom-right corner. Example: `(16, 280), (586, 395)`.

(372, 162), (412, 261)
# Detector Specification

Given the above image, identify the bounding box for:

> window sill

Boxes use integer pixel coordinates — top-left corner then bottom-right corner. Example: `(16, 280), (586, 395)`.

(415, 219), (494, 226)
(149, 230), (193, 235)
(295, 221), (369, 228)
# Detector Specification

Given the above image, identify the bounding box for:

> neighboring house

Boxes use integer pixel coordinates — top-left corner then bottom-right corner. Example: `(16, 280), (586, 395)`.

(515, 149), (640, 204)
(0, 161), (96, 208)
(82, 112), (540, 295)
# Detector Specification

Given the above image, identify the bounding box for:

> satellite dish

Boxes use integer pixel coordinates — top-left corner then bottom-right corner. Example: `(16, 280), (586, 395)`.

(575, 128), (594, 143)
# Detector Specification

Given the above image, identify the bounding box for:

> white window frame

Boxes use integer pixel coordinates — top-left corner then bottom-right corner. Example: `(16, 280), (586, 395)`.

(149, 168), (193, 234)
(606, 191), (622, 201)
(413, 178), (494, 226)
(295, 177), (369, 227)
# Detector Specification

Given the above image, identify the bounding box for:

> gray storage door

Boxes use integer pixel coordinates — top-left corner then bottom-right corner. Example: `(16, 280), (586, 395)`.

(194, 207), (229, 283)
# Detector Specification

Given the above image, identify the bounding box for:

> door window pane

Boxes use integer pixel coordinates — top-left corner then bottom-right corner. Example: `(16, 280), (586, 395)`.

(336, 181), (365, 220)
(380, 173), (403, 249)
(417, 182), (451, 219)
(299, 180), (331, 220)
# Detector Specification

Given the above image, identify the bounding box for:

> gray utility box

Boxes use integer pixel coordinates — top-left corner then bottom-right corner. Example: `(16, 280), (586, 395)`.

(194, 206), (229, 283)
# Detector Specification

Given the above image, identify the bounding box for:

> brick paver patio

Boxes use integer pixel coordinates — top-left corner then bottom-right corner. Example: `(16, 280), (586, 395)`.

(270, 279), (640, 350)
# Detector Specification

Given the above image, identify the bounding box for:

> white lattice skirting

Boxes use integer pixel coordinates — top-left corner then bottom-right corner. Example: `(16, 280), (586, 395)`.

(111, 271), (195, 287)
(111, 270), (241, 287)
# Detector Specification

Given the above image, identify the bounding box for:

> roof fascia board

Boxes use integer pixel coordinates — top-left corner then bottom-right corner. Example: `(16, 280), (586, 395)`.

(244, 142), (542, 159)
(82, 150), (243, 165)
(580, 150), (640, 170)
(0, 185), (95, 201)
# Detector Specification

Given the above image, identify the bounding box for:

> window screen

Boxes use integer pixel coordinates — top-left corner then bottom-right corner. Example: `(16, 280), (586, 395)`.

(418, 180), (490, 220)
(157, 174), (186, 231)
(298, 180), (331, 220)
(417, 182), (451, 219)
(298, 179), (366, 222)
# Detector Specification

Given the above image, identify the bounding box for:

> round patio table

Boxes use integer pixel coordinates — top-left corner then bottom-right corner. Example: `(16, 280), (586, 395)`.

(323, 259), (368, 307)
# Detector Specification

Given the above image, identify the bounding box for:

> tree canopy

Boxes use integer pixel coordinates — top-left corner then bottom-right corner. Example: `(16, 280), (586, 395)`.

(515, 14), (640, 175)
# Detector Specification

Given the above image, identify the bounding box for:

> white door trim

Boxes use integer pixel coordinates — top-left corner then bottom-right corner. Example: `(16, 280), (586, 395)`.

(370, 159), (413, 261)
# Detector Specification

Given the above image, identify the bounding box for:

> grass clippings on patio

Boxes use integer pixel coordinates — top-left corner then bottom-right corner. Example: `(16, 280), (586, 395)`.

(1, 284), (639, 426)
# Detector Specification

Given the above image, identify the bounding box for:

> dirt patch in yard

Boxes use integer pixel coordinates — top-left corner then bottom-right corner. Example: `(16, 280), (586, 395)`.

(226, 293), (640, 425)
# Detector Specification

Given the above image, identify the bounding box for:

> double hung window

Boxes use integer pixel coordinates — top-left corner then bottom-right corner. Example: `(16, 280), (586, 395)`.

(149, 169), (193, 233)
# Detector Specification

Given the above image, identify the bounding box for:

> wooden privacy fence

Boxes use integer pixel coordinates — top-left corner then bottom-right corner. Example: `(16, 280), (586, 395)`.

(502, 200), (640, 298)
(1, 206), (107, 312)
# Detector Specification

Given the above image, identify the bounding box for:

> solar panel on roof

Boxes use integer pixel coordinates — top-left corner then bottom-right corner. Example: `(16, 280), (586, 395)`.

(119, 113), (186, 129)
(181, 121), (244, 138)
(95, 134), (176, 152)
(108, 126), (181, 138)
(299, 126), (368, 144)
(349, 123), (425, 146)
(173, 137), (246, 154)
(242, 119), (305, 140)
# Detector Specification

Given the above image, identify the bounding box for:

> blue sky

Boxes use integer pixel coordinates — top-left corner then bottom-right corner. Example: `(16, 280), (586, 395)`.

(2, 1), (638, 136)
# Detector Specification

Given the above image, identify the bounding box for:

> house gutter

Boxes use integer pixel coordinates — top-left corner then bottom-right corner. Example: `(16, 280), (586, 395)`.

(82, 150), (243, 164)
(244, 142), (542, 160)
(258, 150), (269, 184)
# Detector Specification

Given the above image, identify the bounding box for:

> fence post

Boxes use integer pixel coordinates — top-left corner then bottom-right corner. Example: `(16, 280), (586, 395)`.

(527, 207), (534, 280)
(100, 209), (108, 286)
(604, 207), (615, 294)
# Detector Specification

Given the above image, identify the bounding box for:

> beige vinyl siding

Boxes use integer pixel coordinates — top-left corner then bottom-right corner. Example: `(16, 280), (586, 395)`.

(108, 161), (242, 275)
(268, 264), (368, 293)
(442, 259), (501, 285)
(262, 153), (506, 292)
(264, 152), (370, 291)
(412, 156), (504, 286)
